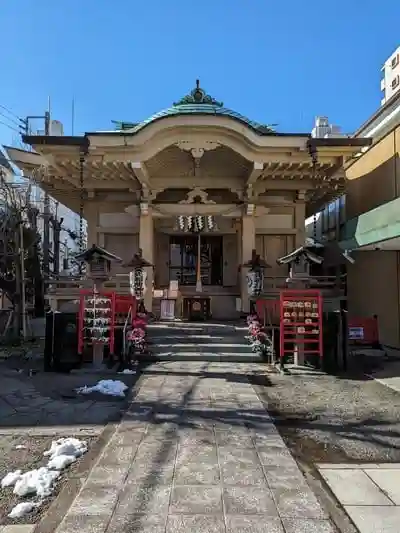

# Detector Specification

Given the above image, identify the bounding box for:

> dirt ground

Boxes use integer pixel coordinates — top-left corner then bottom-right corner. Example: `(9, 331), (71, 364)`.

(252, 369), (400, 466)
(0, 353), (141, 526)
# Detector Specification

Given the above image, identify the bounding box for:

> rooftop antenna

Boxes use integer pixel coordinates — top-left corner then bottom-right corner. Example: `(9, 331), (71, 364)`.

(71, 97), (75, 135)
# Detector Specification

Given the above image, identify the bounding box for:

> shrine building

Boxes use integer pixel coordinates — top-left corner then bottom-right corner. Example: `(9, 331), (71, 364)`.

(7, 82), (370, 319)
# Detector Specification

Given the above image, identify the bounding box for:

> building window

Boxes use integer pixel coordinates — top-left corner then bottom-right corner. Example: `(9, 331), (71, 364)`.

(392, 54), (399, 69)
(391, 75), (400, 89)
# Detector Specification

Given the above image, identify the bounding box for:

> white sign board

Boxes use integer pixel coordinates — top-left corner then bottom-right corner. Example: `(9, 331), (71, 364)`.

(349, 327), (364, 340)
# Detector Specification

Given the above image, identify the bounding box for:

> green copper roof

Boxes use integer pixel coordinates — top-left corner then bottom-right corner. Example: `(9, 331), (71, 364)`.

(113, 81), (276, 135)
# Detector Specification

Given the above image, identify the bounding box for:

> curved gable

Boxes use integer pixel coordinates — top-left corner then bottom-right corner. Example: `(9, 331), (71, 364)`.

(114, 81), (276, 137)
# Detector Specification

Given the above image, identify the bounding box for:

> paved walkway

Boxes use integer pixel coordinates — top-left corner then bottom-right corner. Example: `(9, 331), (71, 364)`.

(319, 463), (400, 533)
(55, 362), (335, 533)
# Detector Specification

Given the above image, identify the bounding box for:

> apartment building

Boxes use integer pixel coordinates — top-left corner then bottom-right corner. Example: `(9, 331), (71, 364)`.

(381, 46), (400, 105)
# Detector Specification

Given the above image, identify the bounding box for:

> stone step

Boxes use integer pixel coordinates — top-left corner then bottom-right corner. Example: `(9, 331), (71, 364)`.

(150, 343), (252, 353)
(145, 321), (254, 362)
(141, 351), (263, 362)
(149, 336), (249, 345)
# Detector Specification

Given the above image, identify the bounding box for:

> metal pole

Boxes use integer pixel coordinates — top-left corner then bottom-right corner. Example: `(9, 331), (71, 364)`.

(43, 109), (51, 276)
(196, 232), (202, 293)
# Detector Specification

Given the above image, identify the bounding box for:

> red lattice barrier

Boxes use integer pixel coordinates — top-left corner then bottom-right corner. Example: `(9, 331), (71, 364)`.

(280, 289), (323, 360)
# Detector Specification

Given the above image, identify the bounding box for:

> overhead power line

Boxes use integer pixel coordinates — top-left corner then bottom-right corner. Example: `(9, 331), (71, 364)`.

(0, 119), (20, 135)
(0, 103), (22, 122)
(0, 111), (21, 129)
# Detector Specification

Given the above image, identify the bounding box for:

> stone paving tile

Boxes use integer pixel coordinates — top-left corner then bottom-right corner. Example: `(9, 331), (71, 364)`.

(225, 515), (284, 533)
(106, 513), (167, 533)
(344, 505), (400, 533)
(271, 486), (327, 519)
(86, 463), (130, 486)
(1, 525), (37, 533)
(319, 468), (394, 506)
(174, 461), (221, 485)
(257, 446), (299, 469)
(166, 514), (225, 533)
(282, 518), (337, 533)
(263, 467), (310, 491)
(68, 484), (120, 515)
(223, 486), (278, 515)
(56, 514), (111, 533)
(170, 485), (223, 514)
(114, 484), (172, 515)
(363, 468), (400, 504)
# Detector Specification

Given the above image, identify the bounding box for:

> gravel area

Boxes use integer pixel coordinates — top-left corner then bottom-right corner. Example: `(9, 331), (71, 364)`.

(0, 434), (96, 525)
(252, 371), (400, 465)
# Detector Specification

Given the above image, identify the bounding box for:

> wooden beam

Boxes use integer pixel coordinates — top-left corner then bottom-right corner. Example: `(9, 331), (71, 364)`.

(246, 162), (264, 185)
(255, 179), (314, 191)
(130, 161), (151, 187)
(150, 177), (243, 189)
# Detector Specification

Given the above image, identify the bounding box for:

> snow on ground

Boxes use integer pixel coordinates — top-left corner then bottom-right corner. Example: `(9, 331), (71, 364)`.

(118, 368), (136, 375)
(76, 379), (128, 397)
(1, 437), (88, 519)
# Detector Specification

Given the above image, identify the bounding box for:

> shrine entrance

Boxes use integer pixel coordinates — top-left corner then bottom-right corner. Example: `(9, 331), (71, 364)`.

(169, 235), (223, 286)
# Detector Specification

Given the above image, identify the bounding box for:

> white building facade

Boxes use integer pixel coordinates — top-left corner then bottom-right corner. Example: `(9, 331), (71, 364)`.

(381, 46), (400, 105)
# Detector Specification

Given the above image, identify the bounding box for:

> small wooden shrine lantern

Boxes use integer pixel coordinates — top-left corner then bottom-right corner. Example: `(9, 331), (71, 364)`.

(75, 244), (122, 281)
(276, 245), (323, 284)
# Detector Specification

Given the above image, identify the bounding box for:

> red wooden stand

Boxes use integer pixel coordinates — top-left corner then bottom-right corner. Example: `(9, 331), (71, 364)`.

(78, 289), (117, 356)
(279, 289), (323, 361)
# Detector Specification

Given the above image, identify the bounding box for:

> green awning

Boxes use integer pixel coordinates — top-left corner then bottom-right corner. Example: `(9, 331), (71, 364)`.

(339, 197), (400, 250)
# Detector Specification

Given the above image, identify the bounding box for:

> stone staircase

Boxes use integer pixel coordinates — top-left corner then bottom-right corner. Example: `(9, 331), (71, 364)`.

(145, 321), (263, 362)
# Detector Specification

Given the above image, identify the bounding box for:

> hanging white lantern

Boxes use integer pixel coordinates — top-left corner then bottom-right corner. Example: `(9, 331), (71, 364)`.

(247, 269), (263, 297)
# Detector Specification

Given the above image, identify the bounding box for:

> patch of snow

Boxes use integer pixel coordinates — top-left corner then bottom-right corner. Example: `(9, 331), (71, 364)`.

(76, 379), (128, 397)
(13, 467), (60, 498)
(8, 501), (39, 519)
(1, 437), (88, 520)
(118, 368), (136, 374)
(44, 437), (87, 470)
(1, 470), (22, 488)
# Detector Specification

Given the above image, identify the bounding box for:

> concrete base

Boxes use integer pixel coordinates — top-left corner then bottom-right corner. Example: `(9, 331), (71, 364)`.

(92, 344), (104, 368)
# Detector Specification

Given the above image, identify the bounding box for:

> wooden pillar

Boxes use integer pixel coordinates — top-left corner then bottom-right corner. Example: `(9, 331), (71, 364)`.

(295, 191), (306, 248)
(139, 206), (154, 311)
(241, 213), (255, 313)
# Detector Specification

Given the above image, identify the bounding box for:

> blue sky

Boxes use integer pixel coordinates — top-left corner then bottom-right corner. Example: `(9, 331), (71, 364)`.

(1, 0), (399, 144)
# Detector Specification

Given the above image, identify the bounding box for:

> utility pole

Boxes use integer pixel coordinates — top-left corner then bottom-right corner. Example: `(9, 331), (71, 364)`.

(42, 110), (51, 277)
(19, 108), (52, 282)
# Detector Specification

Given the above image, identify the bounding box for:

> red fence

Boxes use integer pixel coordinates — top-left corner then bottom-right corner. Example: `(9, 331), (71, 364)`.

(256, 297), (380, 348)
